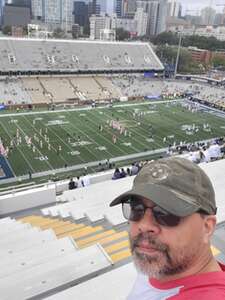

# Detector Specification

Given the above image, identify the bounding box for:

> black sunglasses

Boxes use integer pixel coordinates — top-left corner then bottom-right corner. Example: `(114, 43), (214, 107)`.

(122, 197), (182, 227)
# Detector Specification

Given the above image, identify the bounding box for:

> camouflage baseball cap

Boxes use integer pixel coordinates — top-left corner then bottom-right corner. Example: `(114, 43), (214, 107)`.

(110, 157), (217, 216)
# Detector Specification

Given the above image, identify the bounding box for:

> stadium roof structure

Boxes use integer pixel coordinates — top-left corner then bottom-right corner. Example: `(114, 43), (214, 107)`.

(0, 37), (164, 75)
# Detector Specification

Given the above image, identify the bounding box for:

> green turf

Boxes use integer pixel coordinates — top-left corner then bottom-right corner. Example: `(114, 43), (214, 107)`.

(0, 100), (225, 177)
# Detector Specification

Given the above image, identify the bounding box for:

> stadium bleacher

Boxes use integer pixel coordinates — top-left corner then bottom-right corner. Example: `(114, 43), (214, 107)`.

(0, 38), (164, 74)
(1, 36), (225, 300)
(0, 78), (31, 105)
(44, 263), (137, 300)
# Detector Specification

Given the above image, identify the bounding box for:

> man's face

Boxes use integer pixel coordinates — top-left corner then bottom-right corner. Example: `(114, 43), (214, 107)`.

(129, 198), (214, 280)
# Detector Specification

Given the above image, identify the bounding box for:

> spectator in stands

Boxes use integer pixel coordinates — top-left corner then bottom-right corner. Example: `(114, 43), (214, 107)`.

(131, 163), (139, 176)
(202, 146), (211, 163)
(112, 168), (121, 180)
(76, 176), (83, 188)
(82, 173), (91, 187)
(68, 178), (76, 190)
(110, 157), (225, 299)
(120, 168), (127, 178)
(126, 167), (131, 176)
(199, 148), (206, 163)
(208, 141), (221, 161)
(187, 151), (200, 163)
(220, 143), (225, 158)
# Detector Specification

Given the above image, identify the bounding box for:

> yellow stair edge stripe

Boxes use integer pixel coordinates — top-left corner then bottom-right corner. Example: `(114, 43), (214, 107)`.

(76, 230), (116, 248)
(39, 220), (72, 230)
(28, 219), (61, 224)
(104, 240), (130, 254)
(54, 224), (85, 235)
(58, 226), (93, 238)
(59, 226), (103, 239)
(25, 219), (62, 226)
(110, 248), (131, 263)
(72, 226), (104, 239)
(99, 231), (128, 246)
(19, 216), (47, 222)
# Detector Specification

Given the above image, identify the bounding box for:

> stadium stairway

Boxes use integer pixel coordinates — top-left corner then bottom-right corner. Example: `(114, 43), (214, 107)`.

(18, 214), (225, 266)
(2, 215), (224, 299)
(19, 215), (132, 265)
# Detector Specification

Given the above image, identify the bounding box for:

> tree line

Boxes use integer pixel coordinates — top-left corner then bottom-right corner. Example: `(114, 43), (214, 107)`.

(151, 31), (225, 52)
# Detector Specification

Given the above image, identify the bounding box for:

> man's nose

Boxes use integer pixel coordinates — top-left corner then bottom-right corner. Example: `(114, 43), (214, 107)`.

(137, 208), (161, 234)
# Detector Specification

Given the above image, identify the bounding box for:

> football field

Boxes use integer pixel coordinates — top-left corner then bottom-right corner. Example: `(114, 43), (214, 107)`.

(0, 100), (225, 178)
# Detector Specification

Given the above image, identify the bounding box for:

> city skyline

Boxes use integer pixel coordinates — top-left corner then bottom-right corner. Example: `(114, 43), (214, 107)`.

(179, 0), (225, 15)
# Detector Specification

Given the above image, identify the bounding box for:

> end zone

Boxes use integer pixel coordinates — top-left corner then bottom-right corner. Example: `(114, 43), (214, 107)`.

(0, 155), (15, 180)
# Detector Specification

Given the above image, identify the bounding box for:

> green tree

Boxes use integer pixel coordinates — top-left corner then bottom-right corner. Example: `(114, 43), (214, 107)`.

(152, 31), (225, 52)
(116, 28), (130, 41)
(23, 26), (28, 36)
(151, 31), (179, 46)
(156, 45), (204, 74)
(156, 45), (177, 65)
(212, 56), (225, 69)
(53, 27), (66, 39)
(2, 25), (12, 35)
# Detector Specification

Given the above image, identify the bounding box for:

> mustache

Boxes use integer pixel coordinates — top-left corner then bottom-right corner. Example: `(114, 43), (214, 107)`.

(130, 233), (168, 253)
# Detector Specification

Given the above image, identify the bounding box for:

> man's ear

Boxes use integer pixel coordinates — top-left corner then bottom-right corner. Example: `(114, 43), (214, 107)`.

(203, 215), (217, 243)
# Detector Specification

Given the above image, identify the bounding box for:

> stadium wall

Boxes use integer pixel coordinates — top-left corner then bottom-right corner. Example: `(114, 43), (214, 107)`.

(0, 185), (56, 215)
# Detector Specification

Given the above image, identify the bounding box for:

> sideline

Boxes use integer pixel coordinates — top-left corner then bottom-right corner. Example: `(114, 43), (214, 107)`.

(0, 99), (182, 118)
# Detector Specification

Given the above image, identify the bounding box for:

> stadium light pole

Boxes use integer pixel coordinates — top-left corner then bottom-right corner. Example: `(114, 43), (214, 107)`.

(174, 32), (182, 78)
(65, 0), (68, 34)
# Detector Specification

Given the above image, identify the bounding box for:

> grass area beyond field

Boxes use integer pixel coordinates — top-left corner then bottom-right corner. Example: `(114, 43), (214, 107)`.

(0, 100), (225, 178)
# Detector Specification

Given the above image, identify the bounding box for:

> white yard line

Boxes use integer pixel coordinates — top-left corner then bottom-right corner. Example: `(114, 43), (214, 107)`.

(0, 119), (35, 173)
(65, 110), (114, 160)
(15, 120), (54, 171)
(22, 114), (71, 166)
(81, 110), (130, 156)
(89, 109), (140, 154)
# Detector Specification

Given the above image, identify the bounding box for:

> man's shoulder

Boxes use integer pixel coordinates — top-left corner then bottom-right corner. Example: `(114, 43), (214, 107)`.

(171, 268), (225, 300)
(171, 288), (225, 300)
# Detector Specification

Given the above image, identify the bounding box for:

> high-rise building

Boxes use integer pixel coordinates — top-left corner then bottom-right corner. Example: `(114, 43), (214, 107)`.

(214, 13), (225, 26)
(97, 0), (107, 14)
(31, 0), (42, 21)
(134, 7), (148, 36)
(32, 0), (73, 30)
(92, 0), (96, 14)
(2, 3), (31, 27)
(116, 17), (137, 33)
(167, 0), (181, 18)
(90, 14), (116, 39)
(201, 6), (216, 26)
(88, 0), (100, 15)
(156, 0), (167, 34)
(123, 0), (136, 16)
(136, 0), (167, 36)
(11, 0), (31, 9)
(74, 1), (88, 27)
(73, 1), (89, 34)
(0, 0), (5, 24)
(106, 0), (114, 15)
(115, 0), (124, 17)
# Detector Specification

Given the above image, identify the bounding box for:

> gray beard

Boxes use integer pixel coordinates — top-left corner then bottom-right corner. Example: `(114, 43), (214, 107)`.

(130, 232), (192, 279)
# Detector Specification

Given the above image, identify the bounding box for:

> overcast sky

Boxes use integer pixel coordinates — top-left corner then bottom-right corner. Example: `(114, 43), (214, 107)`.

(179, 0), (225, 15)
